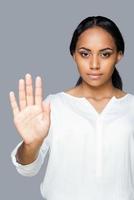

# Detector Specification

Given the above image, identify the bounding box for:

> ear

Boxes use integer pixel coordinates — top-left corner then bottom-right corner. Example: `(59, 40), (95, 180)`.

(116, 51), (123, 64)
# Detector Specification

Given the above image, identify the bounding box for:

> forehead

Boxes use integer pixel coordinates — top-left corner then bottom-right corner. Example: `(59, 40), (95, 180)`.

(76, 27), (116, 49)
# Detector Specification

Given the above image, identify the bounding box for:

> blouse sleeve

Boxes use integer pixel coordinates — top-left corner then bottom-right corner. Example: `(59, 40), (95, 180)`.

(11, 94), (53, 177)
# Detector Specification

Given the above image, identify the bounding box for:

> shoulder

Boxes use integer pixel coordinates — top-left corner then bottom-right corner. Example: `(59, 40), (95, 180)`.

(44, 91), (64, 103)
(126, 93), (134, 110)
(130, 93), (134, 102)
(128, 92), (134, 100)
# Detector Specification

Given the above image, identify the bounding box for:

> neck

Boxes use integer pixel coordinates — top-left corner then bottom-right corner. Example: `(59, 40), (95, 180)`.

(79, 80), (118, 99)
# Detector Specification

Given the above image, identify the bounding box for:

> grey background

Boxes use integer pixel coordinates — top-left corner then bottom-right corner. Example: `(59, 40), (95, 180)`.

(0, 0), (134, 199)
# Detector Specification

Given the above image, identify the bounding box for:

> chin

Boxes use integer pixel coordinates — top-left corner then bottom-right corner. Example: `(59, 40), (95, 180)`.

(83, 81), (103, 88)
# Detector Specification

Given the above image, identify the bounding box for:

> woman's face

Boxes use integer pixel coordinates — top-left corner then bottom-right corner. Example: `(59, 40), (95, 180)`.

(73, 27), (123, 87)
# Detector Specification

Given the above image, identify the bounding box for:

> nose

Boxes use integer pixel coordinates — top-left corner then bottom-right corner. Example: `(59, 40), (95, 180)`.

(90, 54), (100, 69)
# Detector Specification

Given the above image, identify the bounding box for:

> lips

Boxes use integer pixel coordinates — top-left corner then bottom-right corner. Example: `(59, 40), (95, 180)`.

(88, 73), (102, 76)
(87, 73), (103, 80)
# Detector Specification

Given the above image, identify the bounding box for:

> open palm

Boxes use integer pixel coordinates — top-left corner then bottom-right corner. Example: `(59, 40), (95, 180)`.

(9, 74), (51, 145)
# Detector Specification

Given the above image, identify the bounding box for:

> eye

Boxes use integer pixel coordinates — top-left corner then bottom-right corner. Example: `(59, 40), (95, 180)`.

(80, 52), (89, 58)
(100, 52), (111, 58)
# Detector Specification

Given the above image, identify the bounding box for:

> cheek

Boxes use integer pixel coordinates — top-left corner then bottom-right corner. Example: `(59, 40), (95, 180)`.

(101, 63), (115, 79)
(101, 58), (116, 70)
(76, 62), (89, 75)
(74, 61), (87, 73)
(75, 57), (89, 69)
(74, 55), (117, 71)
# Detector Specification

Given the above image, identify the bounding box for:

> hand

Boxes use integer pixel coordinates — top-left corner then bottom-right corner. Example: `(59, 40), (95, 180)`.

(9, 74), (51, 145)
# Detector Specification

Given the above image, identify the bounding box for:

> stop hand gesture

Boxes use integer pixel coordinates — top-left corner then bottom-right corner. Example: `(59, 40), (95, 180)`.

(9, 74), (51, 146)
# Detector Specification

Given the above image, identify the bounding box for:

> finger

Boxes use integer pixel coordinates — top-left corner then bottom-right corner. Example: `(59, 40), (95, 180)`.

(19, 79), (26, 110)
(9, 91), (19, 117)
(35, 76), (42, 105)
(25, 74), (34, 106)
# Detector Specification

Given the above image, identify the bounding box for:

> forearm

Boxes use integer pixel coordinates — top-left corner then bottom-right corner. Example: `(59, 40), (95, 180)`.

(16, 140), (43, 165)
(11, 137), (50, 176)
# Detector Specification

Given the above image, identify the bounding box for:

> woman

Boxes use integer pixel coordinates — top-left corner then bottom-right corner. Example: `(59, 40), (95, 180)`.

(10, 16), (134, 200)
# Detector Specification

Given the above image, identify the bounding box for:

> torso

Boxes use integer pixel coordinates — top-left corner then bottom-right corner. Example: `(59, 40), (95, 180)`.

(64, 87), (127, 114)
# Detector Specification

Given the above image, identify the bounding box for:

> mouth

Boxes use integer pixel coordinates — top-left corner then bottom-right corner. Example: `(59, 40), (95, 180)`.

(87, 74), (103, 80)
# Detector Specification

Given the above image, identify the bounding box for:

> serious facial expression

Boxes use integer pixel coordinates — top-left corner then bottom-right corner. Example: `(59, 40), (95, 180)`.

(73, 27), (123, 87)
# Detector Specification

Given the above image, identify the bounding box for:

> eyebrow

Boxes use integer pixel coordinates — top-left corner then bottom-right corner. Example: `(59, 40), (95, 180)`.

(77, 47), (114, 52)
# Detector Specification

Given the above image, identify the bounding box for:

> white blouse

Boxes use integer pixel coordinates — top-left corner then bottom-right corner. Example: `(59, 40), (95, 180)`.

(11, 91), (134, 200)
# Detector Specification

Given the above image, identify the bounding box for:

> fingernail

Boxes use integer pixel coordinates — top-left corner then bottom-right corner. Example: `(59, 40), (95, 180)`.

(25, 73), (31, 78)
